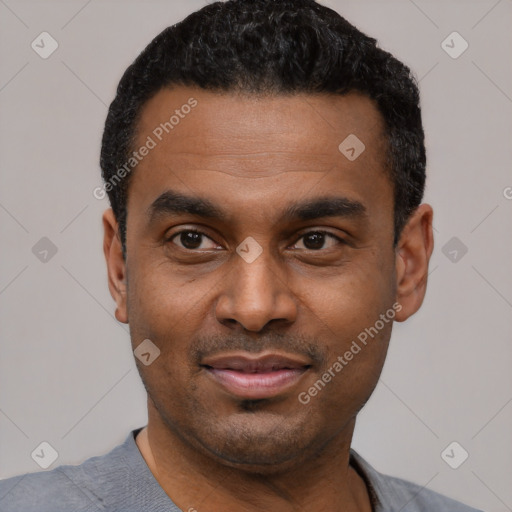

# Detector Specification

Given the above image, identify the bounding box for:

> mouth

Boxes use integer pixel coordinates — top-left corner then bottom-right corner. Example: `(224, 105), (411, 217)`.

(201, 351), (312, 400)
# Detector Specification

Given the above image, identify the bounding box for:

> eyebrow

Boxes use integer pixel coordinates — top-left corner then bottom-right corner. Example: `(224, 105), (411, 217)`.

(147, 189), (367, 225)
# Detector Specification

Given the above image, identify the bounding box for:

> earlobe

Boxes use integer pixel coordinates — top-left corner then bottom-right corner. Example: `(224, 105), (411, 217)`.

(102, 209), (129, 324)
(394, 203), (434, 322)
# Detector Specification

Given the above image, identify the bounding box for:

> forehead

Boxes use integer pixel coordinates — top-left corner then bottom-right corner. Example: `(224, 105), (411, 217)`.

(136, 86), (387, 165)
(128, 86), (392, 224)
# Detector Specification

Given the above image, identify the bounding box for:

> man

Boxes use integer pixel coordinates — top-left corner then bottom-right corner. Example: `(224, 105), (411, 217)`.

(0, 1), (482, 510)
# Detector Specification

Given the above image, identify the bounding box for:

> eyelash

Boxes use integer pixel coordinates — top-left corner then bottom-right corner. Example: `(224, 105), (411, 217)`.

(166, 228), (345, 251)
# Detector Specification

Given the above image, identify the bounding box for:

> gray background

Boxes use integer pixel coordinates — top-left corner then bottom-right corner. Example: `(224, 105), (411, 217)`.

(0, 0), (511, 510)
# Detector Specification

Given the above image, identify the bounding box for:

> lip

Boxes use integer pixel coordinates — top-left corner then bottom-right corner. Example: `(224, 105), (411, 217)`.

(201, 351), (311, 400)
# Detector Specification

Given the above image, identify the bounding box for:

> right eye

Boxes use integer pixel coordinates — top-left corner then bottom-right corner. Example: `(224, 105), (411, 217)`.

(167, 229), (221, 251)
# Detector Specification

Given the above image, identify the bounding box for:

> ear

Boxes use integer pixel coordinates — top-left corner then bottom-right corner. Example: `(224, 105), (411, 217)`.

(102, 209), (128, 324)
(394, 203), (434, 322)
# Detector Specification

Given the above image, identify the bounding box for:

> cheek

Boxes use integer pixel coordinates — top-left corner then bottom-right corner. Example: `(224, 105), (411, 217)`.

(127, 256), (211, 330)
(295, 255), (394, 331)
(125, 257), (219, 384)
(298, 313), (392, 422)
(293, 258), (395, 397)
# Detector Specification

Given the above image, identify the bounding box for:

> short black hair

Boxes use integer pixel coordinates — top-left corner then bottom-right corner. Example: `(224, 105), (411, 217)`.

(100, 0), (426, 257)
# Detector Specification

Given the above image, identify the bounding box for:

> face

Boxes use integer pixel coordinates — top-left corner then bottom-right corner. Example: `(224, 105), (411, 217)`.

(103, 86), (433, 473)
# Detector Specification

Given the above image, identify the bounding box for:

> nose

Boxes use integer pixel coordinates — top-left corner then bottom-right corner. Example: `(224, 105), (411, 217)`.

(215, 244), (298, 332)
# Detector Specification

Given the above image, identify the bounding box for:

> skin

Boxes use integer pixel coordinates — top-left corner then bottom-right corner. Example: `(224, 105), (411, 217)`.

(103, 86), (434, 511)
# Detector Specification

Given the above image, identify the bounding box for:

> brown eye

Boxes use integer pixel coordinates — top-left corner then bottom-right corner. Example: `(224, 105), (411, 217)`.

(169, 230), (218, 250)
(292, 231), (343, 251)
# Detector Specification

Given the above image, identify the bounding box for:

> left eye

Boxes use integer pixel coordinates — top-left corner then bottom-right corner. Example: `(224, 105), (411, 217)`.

(291, 231), (343, 251)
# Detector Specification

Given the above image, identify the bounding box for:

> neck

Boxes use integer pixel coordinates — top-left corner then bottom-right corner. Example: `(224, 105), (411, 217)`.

(136, 403), (372, 512)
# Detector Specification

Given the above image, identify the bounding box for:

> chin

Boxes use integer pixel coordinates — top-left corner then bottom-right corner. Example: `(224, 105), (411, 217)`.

(182, 410), (330, 474)
(204, 441), (312, 475)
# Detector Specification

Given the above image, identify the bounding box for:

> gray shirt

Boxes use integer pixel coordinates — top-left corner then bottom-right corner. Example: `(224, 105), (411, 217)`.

(0, 428), (482, 511)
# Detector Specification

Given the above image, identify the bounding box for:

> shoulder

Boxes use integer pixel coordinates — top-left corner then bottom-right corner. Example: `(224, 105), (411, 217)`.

(374, 472), (483, 511)
(0, 467), (101, 512)
(350, 450), (483, 512)
(0, 433), (137, 512)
